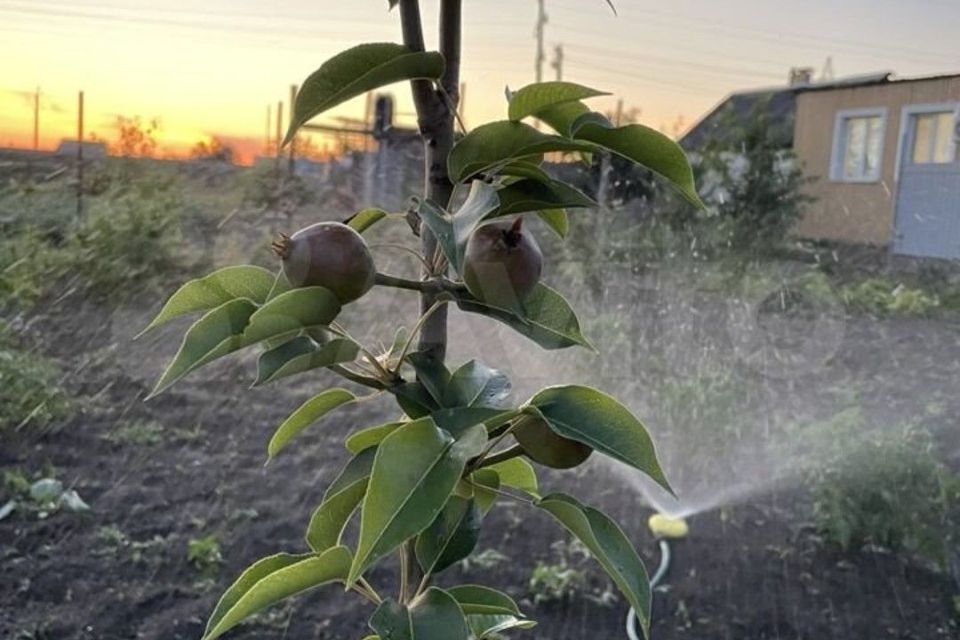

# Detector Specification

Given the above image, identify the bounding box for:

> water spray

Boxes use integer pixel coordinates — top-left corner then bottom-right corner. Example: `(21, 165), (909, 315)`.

(626, 514), (690, 640)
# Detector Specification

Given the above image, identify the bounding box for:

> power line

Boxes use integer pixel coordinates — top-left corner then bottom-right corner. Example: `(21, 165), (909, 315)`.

(547, 8), (958, 68)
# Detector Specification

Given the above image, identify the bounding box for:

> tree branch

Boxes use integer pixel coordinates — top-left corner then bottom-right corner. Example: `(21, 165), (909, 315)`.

(399, 0), (461, 363)
(398, 0), (442, 133)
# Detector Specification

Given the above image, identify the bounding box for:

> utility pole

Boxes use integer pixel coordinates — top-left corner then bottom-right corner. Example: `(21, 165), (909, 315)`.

(535, 0), (547, 83)
(265, 104), (272, 156)
(33, 87), (40, 150)
(288, 85), (297, 176)
(551, 44), (563, 81)
(76, 90), (84, 218)
(275, 99), (283, 171)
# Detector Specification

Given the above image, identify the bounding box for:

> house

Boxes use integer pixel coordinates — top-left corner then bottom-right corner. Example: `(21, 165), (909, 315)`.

(793, 73), (960, 259)
(54, 140), (108, 160)
(683, 71), (960, 260)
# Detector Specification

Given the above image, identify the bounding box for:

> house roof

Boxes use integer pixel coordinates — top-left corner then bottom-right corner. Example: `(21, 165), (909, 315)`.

(680, 87), (797, 151)
(679, 71), (899, 151)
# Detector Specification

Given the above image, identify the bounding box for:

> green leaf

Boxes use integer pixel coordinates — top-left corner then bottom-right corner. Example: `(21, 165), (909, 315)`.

(448, 121), (595, 184)
(349, 420), (487, 584)
(255, 336), (360, 385)
(454, 283), (591, 351)
(149, 299), (258, 397)
(498, 161), (550, 182)
(448, 585), (521, 616)
(405, 352), (452, 406)
(485, 457), (539, 498)
(469, 469), (500, 514)
(430, 407), (517, 437)
(451, 180), (500, 273)
(139, 265), (274, 337)
(493, 178), (595, 216)
(445, 360), (511, 408)
(391, 381), (440, 418)
(347, 208), (389, 234)
(537, 208), (569, 239)
(268, 388), (356, 460)
(468, 614), (537, 638)
(286, 43), (444, 144)
(346, 421), (405, 454)
(202, 546), (351, 640)
(533, 100), (607, 138)
(265, 269), (293, 303)
(306, 448), (377, 552)
(242, 286), (342, 345)
(574, 122), (704, 209)
(370, 589), (470, 640)
(416, 200), (457, 271)
(527, 385), (672, 493)
(537, 494), (651, 639)
(370, 601), (412, 640)
(416, 497), (481, 575)
(508, 81), (608, 122)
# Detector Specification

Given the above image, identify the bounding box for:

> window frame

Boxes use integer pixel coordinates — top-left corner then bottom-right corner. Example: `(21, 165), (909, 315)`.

(830, 107), (888, 184)
(893, 102), (960, 180)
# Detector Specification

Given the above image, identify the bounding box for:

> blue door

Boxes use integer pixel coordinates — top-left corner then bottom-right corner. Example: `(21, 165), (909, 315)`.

(894, 107), (960, 260)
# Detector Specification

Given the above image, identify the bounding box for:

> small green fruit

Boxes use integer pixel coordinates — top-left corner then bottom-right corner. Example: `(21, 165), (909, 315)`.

(462, 217), (542, 310)
(513, 416), (592, 469)
(273, 222), (376, 304)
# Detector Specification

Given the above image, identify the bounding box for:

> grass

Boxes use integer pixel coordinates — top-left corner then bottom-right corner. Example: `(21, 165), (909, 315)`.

(0, 324), (69, 432)
(103, 420), (165, 447)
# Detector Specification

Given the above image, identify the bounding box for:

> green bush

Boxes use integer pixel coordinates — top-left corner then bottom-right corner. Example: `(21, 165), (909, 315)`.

(808, 413), (958, 568)
(0, 324), (69, 431)
(840, 277), (940, 316)
(0, 173), (197, 308)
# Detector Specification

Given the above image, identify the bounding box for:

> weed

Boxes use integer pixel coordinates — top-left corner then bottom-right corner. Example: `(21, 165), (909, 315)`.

(460, 547), (509, 573)
(96, 525), (169, 564)
(187, 534), (223, 571)
(0, 325), (69, 431)
(2, 469), (31, 497)
(840, 278), (940, 316)
(103, 420), (164, 447)
(529, 560), (586, 604)
(806, 411), (959, 568)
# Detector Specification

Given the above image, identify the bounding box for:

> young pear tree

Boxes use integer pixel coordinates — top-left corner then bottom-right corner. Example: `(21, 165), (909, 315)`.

(139, 1), (703, 638)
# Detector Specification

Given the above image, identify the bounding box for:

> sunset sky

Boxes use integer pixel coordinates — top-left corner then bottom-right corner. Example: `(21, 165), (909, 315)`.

(1, 0), (958, 162)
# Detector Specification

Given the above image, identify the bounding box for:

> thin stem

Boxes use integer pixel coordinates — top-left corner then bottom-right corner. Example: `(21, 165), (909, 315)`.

(358, 577), (383, 605)
(399, 541), (411, 603)
(374, 272), (427, 292)
(476, 444), (525, 469)
(436, 83), (467, 134)
(394, 300), (449, 370)
(351, 582), (381, 606)
(414, 571), (433, 599)
(469, 420), (520, 472)
(328, 364), (386, 390)
(330, 321), (395, 382)
(463, 478), (536, 506)
(369, 244), (432, 270)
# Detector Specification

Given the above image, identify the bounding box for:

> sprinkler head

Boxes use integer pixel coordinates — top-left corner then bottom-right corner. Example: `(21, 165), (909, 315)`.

(648, 513), (689, 540)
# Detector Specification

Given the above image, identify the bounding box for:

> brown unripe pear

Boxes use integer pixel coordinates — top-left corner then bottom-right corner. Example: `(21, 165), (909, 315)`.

(513, 415), (593, 469)
(272, 222), (376, 304)
(462, 217), (542, 310)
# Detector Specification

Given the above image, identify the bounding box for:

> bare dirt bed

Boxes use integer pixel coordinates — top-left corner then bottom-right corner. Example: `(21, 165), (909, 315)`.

(2, 290), (958, 640)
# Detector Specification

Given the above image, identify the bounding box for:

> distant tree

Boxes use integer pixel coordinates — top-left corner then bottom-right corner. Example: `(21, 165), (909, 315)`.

(112, 116), (160, 158)
(672, 98), (814, 253)
(191, 137), (235, 163)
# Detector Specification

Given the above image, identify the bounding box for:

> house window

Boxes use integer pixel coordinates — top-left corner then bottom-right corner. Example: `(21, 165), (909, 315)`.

(910, 111), (957, 164)
(831, 109), (886, 182)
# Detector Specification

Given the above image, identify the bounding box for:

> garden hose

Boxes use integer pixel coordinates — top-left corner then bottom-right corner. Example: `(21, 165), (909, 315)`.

(625, 514), (689, 640)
